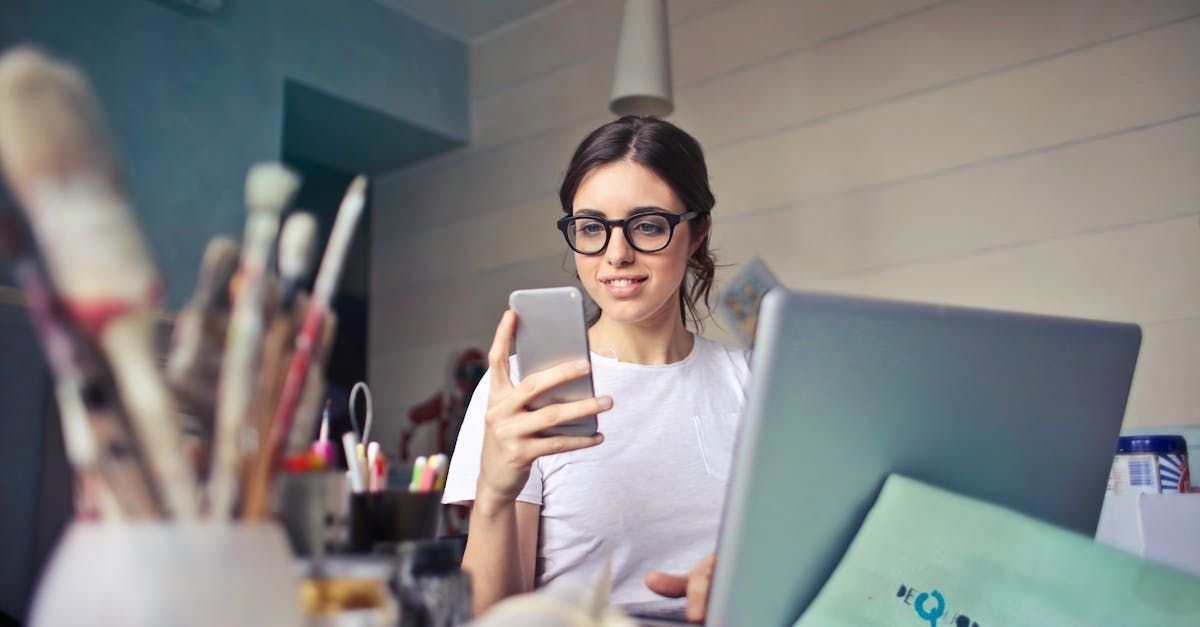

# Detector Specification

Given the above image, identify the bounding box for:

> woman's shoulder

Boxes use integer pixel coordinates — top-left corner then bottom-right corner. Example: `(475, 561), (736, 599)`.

(693, 334), (752, 372)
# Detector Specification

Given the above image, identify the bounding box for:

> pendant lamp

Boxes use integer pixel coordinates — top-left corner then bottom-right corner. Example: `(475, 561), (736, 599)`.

(609, 0), (673, 117)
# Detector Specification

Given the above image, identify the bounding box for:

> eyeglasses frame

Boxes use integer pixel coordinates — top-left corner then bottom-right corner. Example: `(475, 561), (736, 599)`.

(555, 210), (701, 255)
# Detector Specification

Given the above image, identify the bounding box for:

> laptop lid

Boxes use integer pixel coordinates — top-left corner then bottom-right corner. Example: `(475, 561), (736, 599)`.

(707, 290), (1141, 626)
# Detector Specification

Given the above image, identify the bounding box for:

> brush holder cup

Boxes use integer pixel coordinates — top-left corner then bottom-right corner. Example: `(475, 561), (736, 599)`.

(29, 521), (301, 627)
(348, 490), (442, 553)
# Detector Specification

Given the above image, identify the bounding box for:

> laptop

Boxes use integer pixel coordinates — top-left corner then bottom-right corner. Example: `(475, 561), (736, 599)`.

(703, 289), (1142, 626)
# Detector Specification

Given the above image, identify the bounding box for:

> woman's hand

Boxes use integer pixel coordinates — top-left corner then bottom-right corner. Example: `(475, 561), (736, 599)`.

(645, 553), (716, 623)
(476, 309), (609, 508)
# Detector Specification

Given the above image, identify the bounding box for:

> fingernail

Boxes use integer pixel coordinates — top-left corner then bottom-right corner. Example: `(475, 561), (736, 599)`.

(598, 396), (612, 409)
(575, 360), (590, 371)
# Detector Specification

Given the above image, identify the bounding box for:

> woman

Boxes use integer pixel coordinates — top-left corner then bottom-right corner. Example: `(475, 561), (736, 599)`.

(443, 116), (750, 622)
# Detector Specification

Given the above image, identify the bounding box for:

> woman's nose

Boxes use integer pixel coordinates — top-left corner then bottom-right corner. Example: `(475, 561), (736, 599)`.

(605, 225), (635, 265)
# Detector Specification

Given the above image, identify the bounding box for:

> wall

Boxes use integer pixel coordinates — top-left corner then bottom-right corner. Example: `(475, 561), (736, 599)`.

(0, 300), (52, 618)
(370, 0), (1200, 454)
(0, 0), (468, 307)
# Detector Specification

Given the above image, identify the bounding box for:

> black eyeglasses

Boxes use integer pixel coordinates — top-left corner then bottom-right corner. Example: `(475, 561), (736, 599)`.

(556, 211), (700, 255)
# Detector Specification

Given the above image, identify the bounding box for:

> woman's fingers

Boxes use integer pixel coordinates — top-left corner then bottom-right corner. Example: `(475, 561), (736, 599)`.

(523, 433), (604, 459)
(684, 565), (712, 623)
(487, 310), (517, 399)
(645, 554), (716, 623)
(500, 357), (593, 414)
(514, 395), (611, 437)
(644, 571), (688, 598)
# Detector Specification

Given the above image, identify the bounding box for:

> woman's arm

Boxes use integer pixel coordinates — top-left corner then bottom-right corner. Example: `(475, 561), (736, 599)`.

(460, 310), (610, 616)
(461, 499), (540, 614)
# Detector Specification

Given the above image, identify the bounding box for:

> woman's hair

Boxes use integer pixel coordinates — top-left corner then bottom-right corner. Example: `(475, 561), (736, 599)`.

(559, 115), (717, 329)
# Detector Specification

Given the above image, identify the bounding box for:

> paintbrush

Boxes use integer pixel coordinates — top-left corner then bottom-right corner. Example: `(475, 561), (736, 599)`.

(166, 236), (239, 439)
(1, 215), (162, 519)
(0, 47), (199, 518)
(285, 308), (338, 457)
(243, 212), (316, 482)
(242, 176), (366, 519)
(208, 162), (299, 520)
(277, 211), (317, 310)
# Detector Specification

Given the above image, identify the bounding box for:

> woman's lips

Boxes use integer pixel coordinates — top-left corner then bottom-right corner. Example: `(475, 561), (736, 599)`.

(600, 276), (647, 299)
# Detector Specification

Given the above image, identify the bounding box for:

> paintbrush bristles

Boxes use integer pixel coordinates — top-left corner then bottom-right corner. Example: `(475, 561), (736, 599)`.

(0, 47), (120, 197)
(278, 212), (317, 280)
(245, 162), (300, 216)
(311, 175), (367, 304)
(0, 48), (156, 304)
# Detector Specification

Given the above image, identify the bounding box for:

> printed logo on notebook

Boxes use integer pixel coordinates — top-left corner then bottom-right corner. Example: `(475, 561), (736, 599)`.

(895, 584), (981, 627)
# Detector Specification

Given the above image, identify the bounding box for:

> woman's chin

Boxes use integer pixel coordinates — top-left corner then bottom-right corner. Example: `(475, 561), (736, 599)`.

(594, 298), (676, 328)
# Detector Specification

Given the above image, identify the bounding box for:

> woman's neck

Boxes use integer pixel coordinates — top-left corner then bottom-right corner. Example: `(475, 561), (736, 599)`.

(588, 310), (695, 365)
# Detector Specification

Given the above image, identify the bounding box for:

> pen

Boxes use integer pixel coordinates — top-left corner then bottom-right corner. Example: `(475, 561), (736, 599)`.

(433, 455), (448, 492)
(366, 442), (380, 491)
(309, 400), (334, 464)
(343, 431), (365, 494)
(370, 449), (387, 492)
(417, 456), (440, 493)
(409, 456), (427, 492)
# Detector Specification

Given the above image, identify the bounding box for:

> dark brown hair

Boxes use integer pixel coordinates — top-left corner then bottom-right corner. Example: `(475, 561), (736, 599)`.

(559, 116), (717, 329)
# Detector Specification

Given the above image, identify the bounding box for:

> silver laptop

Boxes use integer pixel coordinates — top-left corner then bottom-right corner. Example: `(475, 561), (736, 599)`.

(706, 289), (1141, 626)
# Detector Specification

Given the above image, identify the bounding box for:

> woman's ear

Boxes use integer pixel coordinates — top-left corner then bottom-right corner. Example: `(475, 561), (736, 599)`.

(688, 214), (711, 255)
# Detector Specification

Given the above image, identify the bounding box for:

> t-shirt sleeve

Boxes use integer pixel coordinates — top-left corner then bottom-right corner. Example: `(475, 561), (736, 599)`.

(441, 363), (545, 507)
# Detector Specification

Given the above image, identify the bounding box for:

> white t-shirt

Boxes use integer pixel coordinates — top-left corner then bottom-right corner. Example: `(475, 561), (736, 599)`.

(443, 335), (751, 608)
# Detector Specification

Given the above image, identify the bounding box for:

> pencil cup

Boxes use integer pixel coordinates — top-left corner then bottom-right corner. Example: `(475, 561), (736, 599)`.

(348, 490), (442, 553)
(28, 522), (301, 627)
(276, 470), (351, 557)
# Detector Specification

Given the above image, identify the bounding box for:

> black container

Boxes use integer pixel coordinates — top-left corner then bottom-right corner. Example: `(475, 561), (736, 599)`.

(348, 490), (442, 553)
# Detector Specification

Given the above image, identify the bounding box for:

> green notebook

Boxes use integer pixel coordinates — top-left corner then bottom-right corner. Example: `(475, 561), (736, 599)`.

(795, 475), (1200, 627)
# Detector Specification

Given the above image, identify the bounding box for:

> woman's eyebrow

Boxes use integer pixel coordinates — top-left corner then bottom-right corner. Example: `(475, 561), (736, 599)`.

(628, 205), (667, 216)
(573, 206), (669, 218)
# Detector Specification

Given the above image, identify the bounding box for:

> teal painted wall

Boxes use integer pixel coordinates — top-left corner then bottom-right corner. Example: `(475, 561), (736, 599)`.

(0, 0), (467, 306)
(0, 1), (467, 617)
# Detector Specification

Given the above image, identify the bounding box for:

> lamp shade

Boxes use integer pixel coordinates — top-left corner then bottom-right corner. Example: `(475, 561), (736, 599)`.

(610, 0), (673, 117)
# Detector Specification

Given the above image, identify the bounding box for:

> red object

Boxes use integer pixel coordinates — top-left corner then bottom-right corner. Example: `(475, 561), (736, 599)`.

(63, 282), (163, 337)
(401, 348), (485, 459)
(282, 451), (326, 472)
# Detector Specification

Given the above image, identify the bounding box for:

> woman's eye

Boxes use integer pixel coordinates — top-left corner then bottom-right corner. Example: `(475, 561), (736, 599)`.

(634, 221), (665, 234)
(578, 222), (605, 236)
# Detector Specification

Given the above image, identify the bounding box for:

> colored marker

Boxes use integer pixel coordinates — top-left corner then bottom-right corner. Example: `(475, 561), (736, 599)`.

(409, 456), (427, 492)
(343, 432), (365, 493)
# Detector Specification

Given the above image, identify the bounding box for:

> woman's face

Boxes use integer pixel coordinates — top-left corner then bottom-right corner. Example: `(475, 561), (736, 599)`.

(569, 159), (704, 328)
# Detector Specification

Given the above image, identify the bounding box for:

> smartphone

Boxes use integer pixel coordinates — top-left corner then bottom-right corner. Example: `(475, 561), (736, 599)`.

(508, 286), (598, 437)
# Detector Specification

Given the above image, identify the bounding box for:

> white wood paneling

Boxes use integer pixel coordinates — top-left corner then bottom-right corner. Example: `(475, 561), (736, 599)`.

(375, 256), (579, 352)
(1126, 318), (1200, 428)
(370, 1), (1200, 427)
(709, 16), (1200, 222)
(803, 215), (1200, 324)
(713, 116), (1200, 279)
(671, 0), (940, 88)
(674, 0), (1200, 147)
(471, 0), (623, 100)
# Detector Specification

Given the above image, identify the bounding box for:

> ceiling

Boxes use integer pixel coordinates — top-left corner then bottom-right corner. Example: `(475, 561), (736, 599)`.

(374, 0), (563, 42)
